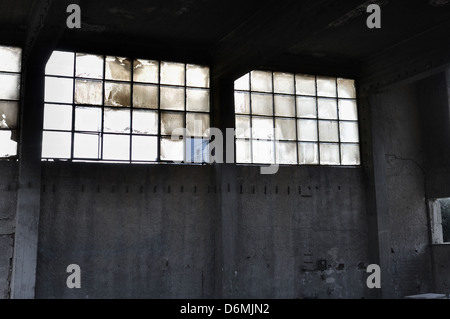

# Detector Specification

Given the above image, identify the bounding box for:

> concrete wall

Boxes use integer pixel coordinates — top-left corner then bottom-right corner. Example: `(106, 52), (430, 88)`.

(431, 244), (450, 295)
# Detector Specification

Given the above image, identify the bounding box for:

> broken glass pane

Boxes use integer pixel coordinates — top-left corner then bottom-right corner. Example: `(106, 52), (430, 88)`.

(320, 143), (340, 165)
(295, 74), (316, 96)
(251, 93), (273, 116)
(234, 92), (250, 114)
(45, 51), (74, 76)
(75, 107), (102, 132)
(298, 119), (318, 141)
(251, 71), (272, 92)
(318, 120), (339, 142)
(252, 117), (273, 139)
(273, 72), (294, 94)
(186, 64), (209, 88)
(41, 131), (71, 158)
(296, 96), (317, 118)
(132, 110), (158, 135)
(132, 135), (157, 161)
(75, 53), (104, 79)
(104, 108), (131, 133)
(318, 98), (338, 119)
(298, 142), (319, 165)
(133, 84), (158, 109)
(44, 77), (73, 103)
(161, 112), (184, 136)
(74, 133), (100, 159)
(75, 79), (103, 105)
(186, 138), (209, 163)
(187, 88), (209, 112)
(0, 101), (18, 129)
(0, 73), (20, 100)
(234, 73), (250, 91)
(133, 59), (159, 83)
(186, 113), (209, 137)
(160, 62), (185, 86)
(274, 95), (295, 117)
(0, 46), (21, 73)
(317, 76), (337, 97)
(339, 121), (359, 143)
(236, 139), (251, 163)
(275, 118), (296, 140)
(235, 116), (251, 138)
(0, 130), (17, 157)
(160, 137), (184, 162)
(252, 139), (274, 164)
(160, 86), (185, 110)
(105, 56), (132, 81)
(338, 99), (358, 120)
(43, 104), (72, 130)
(337, 78), (356, 98)
(276, 141), (297, 164)
(104, 82), (131, 107)
(341, 143), (360, 165)
(103, 134), (130, 161)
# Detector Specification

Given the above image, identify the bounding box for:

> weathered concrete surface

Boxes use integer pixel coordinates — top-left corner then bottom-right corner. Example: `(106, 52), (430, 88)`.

(431, 244), (450, 295)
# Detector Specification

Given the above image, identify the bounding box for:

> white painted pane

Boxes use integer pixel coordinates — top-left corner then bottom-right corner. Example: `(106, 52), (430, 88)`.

(273, 72), (294, 94)
(104, 82), (131, 107)
(251, 71), (272, 92)
(296, 96), (316, 118)
(298, 119), (318, 141)
(186, 113), (209, 137)
(75, 107), (101, 132)
(161, 112), (184, 136)
(0, 101), (19, 129)
(341, 144), (360, 165)
(105, 56), (131, 81)
(298, 142), (318, 165)
(160, 86), (184, 110)
(0, 46), (22, 72)
(43, 104), (72, 130)
(295, 74), (315, 96)
(234, 73), (250, 91)
(320, 143), (340, 165)
(318, 120), (339, 142)
(252, 117), (273, 139)
(132, 135), (157, 161)
(274, 95), (295, 117)
(276, 141), (297, 164)
(252, 139), (274, 164)
(160, 62), (185, 85)
(251, 93), (273, 116)
(337, 78), (356, 98)
(133, 59), (159, 83)
(317, 76), (336, 97)
(75, 53), (104, 79)
(132, 110), (158, 135)
(338, 99), (358, 120)
(234, 92), (250, 114)
(42, 131), (71, 158)
(75, 79), (103, 105)
(45, 51), (74, 76)
(186, 88), (209, 112)
(74, 133), (100, 159)
(236, 139), (251, 163)
(0, 130), (17, 157)
(44, 77), (73, 103)
(186, 64), (209, 88)
(235, 116), (251, 138)
(104, 108), (130, 133)
(318, 98), (337, 119)
(160, 137), (184, 161)
(275, 118), (296, 140)
(103, 134), (130, 161)
(339, 121), (359, 143)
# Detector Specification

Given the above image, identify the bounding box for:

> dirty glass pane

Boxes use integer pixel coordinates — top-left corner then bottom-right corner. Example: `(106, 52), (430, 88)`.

(105, 56), (131, 81)
(236, 139), (251, 163)
(0, 46), (21, 73)
(276, 141), (297, 164)
(318, 98), (337, 119)
(341, 143), (360, 165)
(75, 79), (103, 105)
(187, 88), (209, 112)
(104, 82), (131, 107)
(44, 77), (73, 103)
(252, 140), (274, 164)
(320, 143), (340, 165)
(298, 119), (318, 142)
(186, 64), (209, 88)
(252, 117), (273, 139)
(339, 121), (359, 143)
(235, 116), (251, 138)
(298, 142), (319, 165)
(103, 134), (130, 161)
(186, 113), (209, 137)
(274, 95), (295, 117)
(234, 73), (250, 91)
(75, 106), (102, 132)
(318, 120), (339, 142)
(273, 72), (294, 94)
(317, 76), (337, 97)
(295, 74), (316, 96)
(43, 104), (72, 130)
(337, 78), (356, 98)
(275, 118), (296, 140)
(251, 71), (272, 93)
(0, 73), (20, 100)
(338, 99), (358, 120)
(161, 112), (184, 136)
(45, 51), (74, 76)
(0, 130), (17, 157)
(104, 108), (131, 133)
(296, 96), (316, 118)
(234, 92), (250, 114)
(186, 138), (209, 163)
(132, 135), (157, 161)
(160, 137), (184, 161)
(75, 53), (104, 79)
(0, 101), (18, 129)
(41, 131), (71, 158)
(160, 62), (185, 86)
(133, 59), (159, 83)
(251, 93), (273, 116)
(132, 110), (158, 135)
(133, 84), (158, 109)
(74, 133), (100, 159)
(160, 86), (185, 110)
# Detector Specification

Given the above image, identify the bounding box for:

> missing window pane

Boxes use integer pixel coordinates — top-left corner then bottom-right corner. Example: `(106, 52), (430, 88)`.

(0, 101), (18, 129)
(161, 112), (184, 136)
(104, 82), (131, 107)
(273, 72), (294, 94)
(75, 107), (102, 132)
(132, 135), (157, 161)
(186, 88), (210, 112)
(234, 73), (250, 91)
(133, 59), (159, 83)
(104, 108), (131, 133)
(252, 117), (274, 139)
(42, 131), (71, 158)
(76, 53), (104, 79)
(105, 56), (132, 81)
(75, 79), (103, 105)
(186, 113), (209, 137)
(103, 134), (130, 161)
(133, 84), (158, 109)
(234, 92), (250, 114)
(44, 77), (73, 103)
(275, 118), (296, 140)
(339, 121), (359, 143)
(252, 139), (274, 164)
(236, 139), (251, 163)
(298, 142), (319, 165)
(320, 143), (340, 165)
(274, 95), (295, 117)
(160, 86), (185, 111)
(132, 110), (158, 135)
(338, 99), (358, 121)
(341, 144), (360, 165)
(318, 98), (338, 119)
(186, 64), (209, 88)
(317, 77), (337, 97)
(298, 119), (318, 142)
(160, 137), (184, 162)
(0, 73), (20, 100)
(276, 141), (297, 164)
(295, 74), (316, 96)
(74, 133), (100, 159)
(337, 78), (356, 99)
(318, 120), (339, 142)
(44, 104), (72, 130)
(251, 93), (273, 116)
(296, 96), (317, 118)
(251, 71), (272, 93)
(0, 46), (22, 73)
(0, 130), (17, 157)
(46, 51), (74, 77)
(186, 138), (209, 163)
(160, 62), (185, 86)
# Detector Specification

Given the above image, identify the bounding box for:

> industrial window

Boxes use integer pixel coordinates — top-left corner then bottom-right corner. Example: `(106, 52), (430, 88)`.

(42, 51), (210, 163)
(0, 46), (22, 159)
(429, 198), (450, 244)
(234, 71), (360, 165)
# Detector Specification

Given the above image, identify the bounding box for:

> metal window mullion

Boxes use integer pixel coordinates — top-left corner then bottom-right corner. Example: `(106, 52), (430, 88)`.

(271, 72), (276, 165)
(335, 78), (342, 165)
(129, 58), (134, 164)
(293, 74), (300, 165)
(248, 72), (253, 164)
(157, 60), (161, 161)
(70, 55), (76, 161)
(315, 76), (321, 165)
(184, 63), (187, 163)
(100, 55), (106, 161)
